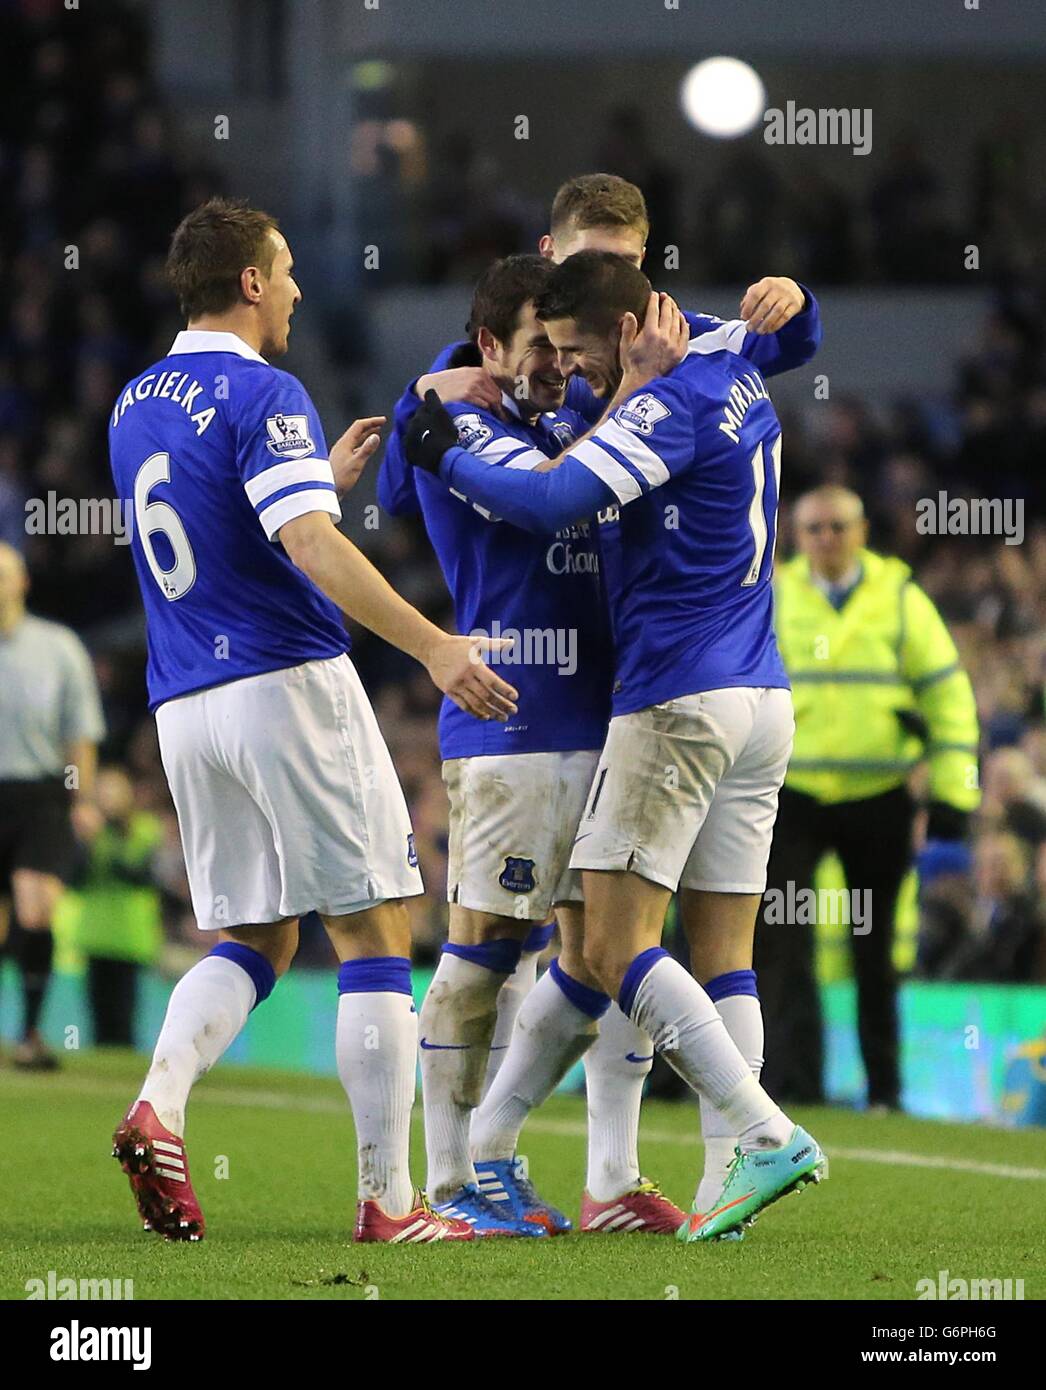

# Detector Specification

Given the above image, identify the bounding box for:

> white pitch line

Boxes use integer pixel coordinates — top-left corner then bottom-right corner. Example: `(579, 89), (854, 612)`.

(513, 1117), (1046, 1183)
(810, 1145), (1046, 1183)
(4, 1072), (1044, 1183)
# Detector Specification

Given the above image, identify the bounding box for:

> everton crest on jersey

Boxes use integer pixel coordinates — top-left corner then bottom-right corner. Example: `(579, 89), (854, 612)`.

(548, 418), (577, 449)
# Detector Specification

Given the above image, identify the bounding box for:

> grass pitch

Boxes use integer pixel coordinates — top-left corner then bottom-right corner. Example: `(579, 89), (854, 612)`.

(2, 1050), (1043, 1301)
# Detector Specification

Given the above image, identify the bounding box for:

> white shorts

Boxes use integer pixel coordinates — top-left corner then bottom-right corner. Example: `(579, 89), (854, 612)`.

(443, 749), (601, 918)
(156, 654), (423, 930)
(569, 687), (794, 894)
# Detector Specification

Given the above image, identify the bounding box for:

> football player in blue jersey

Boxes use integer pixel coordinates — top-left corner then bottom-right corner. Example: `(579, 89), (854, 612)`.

(108, 197), (519, 1245)
(383, 173), (819, 511)
(381, 174), (823, 1237)
(405, 251), (828, 1243)
(382, 254), (690, 1235)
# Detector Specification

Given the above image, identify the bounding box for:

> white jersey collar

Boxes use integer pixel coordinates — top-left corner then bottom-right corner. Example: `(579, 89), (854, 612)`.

(168, 329), (268, 363)
(500, 389), (544, 427)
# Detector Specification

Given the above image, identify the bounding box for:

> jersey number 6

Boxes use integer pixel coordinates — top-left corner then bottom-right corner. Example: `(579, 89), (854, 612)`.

(134, 452), (197, 601)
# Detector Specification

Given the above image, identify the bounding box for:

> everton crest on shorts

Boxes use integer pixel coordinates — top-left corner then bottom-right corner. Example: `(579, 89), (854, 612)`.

(499, 856), (536, 894)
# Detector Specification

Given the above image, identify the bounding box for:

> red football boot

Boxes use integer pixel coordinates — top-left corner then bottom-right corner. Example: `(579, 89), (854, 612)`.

(580, 1179), (686, 1234)
(112, 1100), (205, 1242)
(355, 1192), (475, 1243)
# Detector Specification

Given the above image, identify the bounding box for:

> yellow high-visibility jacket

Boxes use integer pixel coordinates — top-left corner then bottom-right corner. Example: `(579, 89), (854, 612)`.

(774, 548), (980, 808)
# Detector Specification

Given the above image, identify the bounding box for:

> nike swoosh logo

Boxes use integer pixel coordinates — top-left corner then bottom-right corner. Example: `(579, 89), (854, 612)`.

(688, 1190), (756, 1233)
(625, 1052), (655, 1064)
(419, 1038), (471, 1050)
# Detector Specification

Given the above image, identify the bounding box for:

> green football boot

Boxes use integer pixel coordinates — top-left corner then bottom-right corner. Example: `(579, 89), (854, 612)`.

(677, 1125), (827, 1243)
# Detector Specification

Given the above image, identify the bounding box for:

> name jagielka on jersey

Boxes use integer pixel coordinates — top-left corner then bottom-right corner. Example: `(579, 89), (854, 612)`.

(111, 370), (217, 436)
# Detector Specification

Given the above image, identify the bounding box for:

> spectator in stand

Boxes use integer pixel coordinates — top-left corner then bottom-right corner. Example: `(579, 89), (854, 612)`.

(916, 840), (975, 978)
(928, 831), (1041, 982)
(593, 106), (679, 265)
(1034, 842), (1046, 981)
(0, 3), (222, 635)
(63, 766), (163, 1046)
(868, 132), (957, 282)
(697, 149), (783, 283)
(979, 747), (1046, 852)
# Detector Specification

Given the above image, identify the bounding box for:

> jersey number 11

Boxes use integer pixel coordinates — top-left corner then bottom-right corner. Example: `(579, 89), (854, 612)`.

(742, 433), (782, 588)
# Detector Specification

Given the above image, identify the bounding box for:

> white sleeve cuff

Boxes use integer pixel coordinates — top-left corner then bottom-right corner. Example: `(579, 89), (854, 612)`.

(244, 457), (334, 507)
(260, 488), (342, 541)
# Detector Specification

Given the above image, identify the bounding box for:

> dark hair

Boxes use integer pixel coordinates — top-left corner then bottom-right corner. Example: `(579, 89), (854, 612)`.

(166, 197), (281, 320)
(535, 250), (652, 338)
(466, 254), (552, 344)
(549, 173), (649, 239)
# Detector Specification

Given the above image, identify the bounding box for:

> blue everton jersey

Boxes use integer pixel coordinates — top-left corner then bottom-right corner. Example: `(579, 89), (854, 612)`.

(108, 330), (349, 710)
(577, 349), (789, 714)
(382, 391), (612, 758)
(438, 347), (791, 718)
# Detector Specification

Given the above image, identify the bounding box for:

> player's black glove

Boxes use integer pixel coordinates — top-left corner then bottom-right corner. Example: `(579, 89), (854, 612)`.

(404, 389), (460, 474)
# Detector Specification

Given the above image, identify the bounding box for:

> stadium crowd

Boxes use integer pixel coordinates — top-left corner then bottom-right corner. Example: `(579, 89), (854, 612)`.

(1, 4), (1043, 997)
(404, 105), (1045, 289)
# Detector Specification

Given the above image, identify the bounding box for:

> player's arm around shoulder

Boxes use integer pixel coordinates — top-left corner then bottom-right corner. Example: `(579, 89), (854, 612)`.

(686, 277), (821, 377)
(576, 371), (698, 504)
(379, 350), (503, 519)
(414, 339), (505, 417)
(739, 277), (809, 337)
(405, 296), (691, 530)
